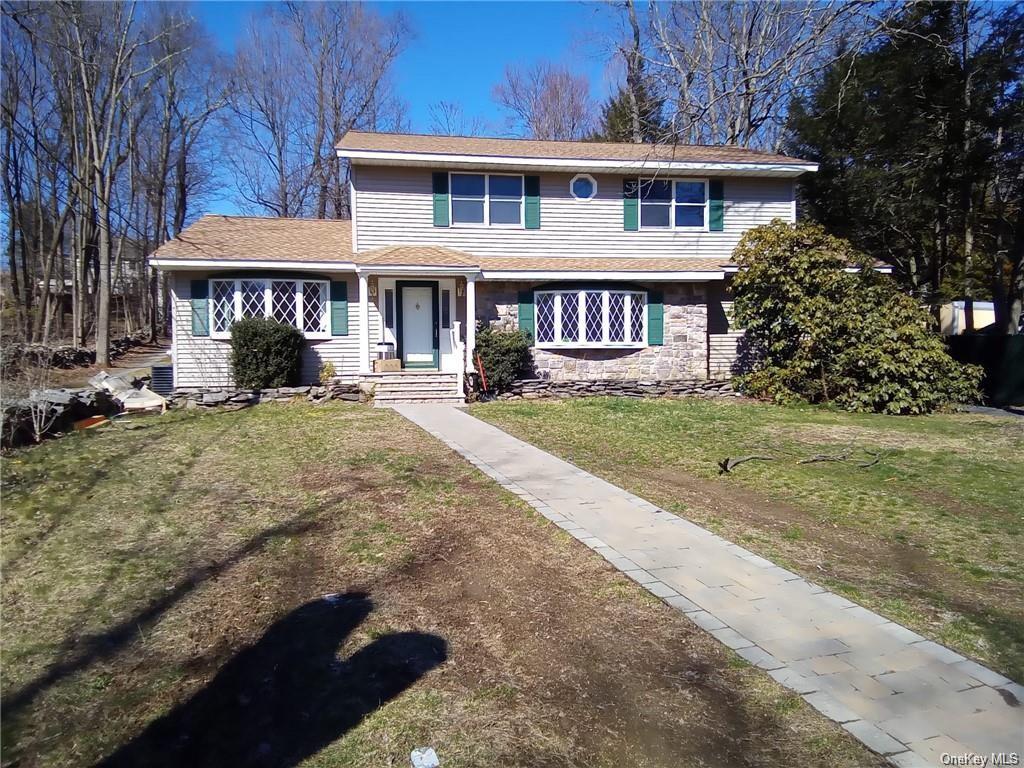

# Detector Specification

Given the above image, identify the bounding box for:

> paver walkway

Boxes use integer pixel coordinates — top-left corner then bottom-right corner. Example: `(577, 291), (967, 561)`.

(395, 404), (1024, 768)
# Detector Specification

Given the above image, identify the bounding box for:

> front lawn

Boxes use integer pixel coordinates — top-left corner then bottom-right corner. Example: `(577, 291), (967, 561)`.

(473, 397), (1024, 681)
(1, 403), (878, 768)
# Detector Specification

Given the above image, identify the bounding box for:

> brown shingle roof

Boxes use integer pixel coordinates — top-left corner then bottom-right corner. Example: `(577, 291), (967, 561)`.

(337, 130), (810, 166)
(354, 245), (728, 272)
(356, 244), (479, 267)
(152, 216), (730, 273)
(152, 215), (353, 263)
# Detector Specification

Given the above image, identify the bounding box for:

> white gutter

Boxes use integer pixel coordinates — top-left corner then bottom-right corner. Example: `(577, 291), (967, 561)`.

(336, 148), (818, 177)
(150, 258), (358, 271)
(479, 269), (727, 282)
(354, 264), (480, 276)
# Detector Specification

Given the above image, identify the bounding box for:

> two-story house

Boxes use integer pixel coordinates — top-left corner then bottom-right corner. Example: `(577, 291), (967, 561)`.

(151, 131), (817, 402)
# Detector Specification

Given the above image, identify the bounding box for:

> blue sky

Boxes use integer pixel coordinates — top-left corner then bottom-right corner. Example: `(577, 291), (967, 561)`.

(193, 1), (620, 134)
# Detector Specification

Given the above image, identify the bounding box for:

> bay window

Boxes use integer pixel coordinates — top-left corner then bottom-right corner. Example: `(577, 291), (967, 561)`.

(638, 177), (708, 230)
(535, 289), (647, 348)
(209, 277), (330, 338)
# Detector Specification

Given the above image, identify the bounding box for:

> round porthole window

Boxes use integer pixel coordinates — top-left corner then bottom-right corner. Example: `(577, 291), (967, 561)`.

(570, 173), (597, 201)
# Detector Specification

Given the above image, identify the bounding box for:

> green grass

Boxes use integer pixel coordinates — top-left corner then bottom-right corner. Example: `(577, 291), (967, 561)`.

(2, 401), (879, 768)
(474, 397), (1024, 679)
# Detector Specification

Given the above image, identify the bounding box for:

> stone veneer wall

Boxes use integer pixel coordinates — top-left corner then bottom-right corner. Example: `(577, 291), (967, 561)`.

(476, 281), (709, 381)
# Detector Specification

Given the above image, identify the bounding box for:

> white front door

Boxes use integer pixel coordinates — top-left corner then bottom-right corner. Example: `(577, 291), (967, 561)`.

(401, 285), (436, 368)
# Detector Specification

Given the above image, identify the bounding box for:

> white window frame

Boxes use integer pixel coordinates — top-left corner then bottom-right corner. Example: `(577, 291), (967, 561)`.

(208, 277), (331, 340)
(449, 172), (525, 228)
(534, 288), (647, 349)
(637, 177), (709, 231)
(569, 173), (597, 201)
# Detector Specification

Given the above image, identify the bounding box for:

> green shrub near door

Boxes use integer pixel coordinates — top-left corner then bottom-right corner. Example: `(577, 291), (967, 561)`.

(474, 326), (532, 394)
(230, 318), (305, 389)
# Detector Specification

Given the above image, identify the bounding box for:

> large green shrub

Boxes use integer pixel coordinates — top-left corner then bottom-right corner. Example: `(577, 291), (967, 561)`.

(229, 318), (305, 389)
(732, 220), (982, 414)
(473, 326), (532, 393)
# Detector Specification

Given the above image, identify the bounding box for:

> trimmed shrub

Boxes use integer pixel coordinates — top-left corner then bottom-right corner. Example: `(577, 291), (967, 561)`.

(473, 326), (532, 393)
(732, 220), (982, 414)
(230, 318), (305, 389)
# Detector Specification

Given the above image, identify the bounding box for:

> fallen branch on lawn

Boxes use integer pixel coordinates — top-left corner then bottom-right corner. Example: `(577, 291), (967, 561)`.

(718, 447), (891, 474)
(718, 455), (775, 474)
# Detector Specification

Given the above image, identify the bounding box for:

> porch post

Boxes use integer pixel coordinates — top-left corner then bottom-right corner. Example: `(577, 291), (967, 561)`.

(358, 273), (370, 374)
(465, 275), (476, 372)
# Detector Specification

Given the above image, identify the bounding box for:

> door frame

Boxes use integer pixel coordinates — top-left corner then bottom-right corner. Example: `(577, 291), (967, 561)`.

(395, 280), (440, 369)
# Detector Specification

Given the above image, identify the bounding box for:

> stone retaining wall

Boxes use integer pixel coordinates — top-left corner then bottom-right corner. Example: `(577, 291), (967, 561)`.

(168, 383), (363, 410)
(1, 331), (150, 371)
(494, 378), (738, 401)
(2, 388), (118, 449)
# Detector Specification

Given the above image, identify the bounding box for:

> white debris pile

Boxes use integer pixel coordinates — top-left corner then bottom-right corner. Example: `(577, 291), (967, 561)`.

(88, 371), (166, 413)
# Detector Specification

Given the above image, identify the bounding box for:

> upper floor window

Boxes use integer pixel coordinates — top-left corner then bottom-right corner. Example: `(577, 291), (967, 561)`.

(451, 173), (523, 227)
(210, 277), (329, 339)
(534, 289), (647, 349)
(638, 178), (708, 230)
(570, 173), (597, 201)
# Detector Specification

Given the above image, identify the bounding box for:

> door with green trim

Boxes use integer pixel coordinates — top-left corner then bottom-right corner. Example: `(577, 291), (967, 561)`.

(397, 281), (440, 369)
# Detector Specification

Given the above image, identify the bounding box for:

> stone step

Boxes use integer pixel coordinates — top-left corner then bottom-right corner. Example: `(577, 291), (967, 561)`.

(374, 391), (461, 401)
(374, 396), (466, 408)
(362, 372), (457, 379)
(374, 383), (461, 392)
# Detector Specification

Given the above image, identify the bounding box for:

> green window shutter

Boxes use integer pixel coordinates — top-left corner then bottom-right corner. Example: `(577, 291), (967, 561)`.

(330, 280), (349, 336)
(623, 178), (639, 231)
(432, 172), (449, 227)
(647, 290), (664, 346)
(524, 175), (541, 229)
(517, 289), (534, 340)
(190, 279), (209, 337)
(709, 179), (724, 231)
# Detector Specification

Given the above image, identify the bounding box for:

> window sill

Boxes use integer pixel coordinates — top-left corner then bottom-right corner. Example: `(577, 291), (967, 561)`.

(210, 331), (333, 341)
(535, 342), (647, 351)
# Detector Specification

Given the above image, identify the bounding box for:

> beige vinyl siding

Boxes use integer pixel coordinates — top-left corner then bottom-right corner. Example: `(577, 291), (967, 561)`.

(354, 166), (794, 260)
(709, 331), (744, 379)
(171, 272), (365, 388)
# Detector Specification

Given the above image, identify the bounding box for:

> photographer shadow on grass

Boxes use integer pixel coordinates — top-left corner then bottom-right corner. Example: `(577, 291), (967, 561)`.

(96, 592), (447, 768)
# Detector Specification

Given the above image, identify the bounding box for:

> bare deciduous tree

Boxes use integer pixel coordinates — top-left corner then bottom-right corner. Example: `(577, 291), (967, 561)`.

(428, 101), (486, 137)
(493, 61), (596, 141)
(226, 3), (408, 219)
(644, 0), (880, 150)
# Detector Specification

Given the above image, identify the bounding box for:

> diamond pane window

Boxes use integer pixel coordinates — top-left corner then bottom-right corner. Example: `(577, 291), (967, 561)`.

(584, 292), (604, 343)
(533, 289), (647, 348)
(630, 293), (645, 342)
(608, 292), (626, 342)
(560, 291), (579, 343)
(535, 292), (555, 343)
(212, 280), (235, 333)
(272, 281), (298, 327)
(240, 280), (266, 319)
(302, 281), (328, 333)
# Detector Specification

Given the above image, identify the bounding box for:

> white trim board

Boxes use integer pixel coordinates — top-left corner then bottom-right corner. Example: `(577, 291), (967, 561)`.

(336, 148), (818, 177)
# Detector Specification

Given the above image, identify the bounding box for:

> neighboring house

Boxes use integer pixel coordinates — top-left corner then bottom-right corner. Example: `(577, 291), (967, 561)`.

(150, 131), (817, 401)
(940, 300), (997, 335)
